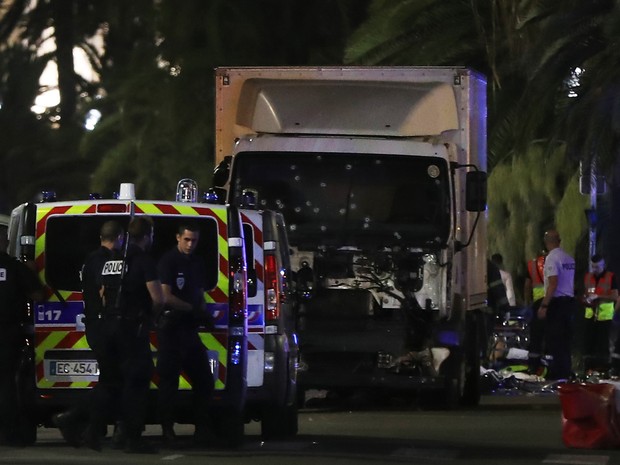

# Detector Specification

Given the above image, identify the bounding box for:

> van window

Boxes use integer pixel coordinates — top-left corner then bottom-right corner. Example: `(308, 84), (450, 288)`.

(44, 215), (220, 292)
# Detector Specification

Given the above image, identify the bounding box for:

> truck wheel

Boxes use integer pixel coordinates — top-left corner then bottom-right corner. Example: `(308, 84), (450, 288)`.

(443, 352), (465, 410)
(261, 401), (298, 439)
(296, 387), (306, 408)
(418, 350), (463, 410)
(461, 312), (482, 407)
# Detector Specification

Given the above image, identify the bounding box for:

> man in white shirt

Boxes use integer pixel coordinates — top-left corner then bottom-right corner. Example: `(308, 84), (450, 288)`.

(538, 229), (577, 380)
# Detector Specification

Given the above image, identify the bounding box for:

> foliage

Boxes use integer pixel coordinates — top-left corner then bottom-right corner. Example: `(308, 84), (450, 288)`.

(345, 0), (620, 281)
(488, 143), (588, 292)
(0, 0), (370, 209)
(77, 0), (371, 199)
(1, 0), (615, 284)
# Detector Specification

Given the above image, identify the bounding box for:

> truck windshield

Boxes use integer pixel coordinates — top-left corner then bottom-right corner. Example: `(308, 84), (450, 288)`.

(231, 152), (451, 249)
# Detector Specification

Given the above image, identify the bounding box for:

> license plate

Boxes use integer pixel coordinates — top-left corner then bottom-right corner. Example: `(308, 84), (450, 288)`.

(50, 360), (99, 376)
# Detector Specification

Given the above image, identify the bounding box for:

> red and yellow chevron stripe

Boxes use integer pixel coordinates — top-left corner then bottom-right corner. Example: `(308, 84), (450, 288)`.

(32, 201), (232, 390)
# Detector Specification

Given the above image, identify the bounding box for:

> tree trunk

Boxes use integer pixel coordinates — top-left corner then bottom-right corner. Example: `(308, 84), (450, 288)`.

(52, 0), (77, 124)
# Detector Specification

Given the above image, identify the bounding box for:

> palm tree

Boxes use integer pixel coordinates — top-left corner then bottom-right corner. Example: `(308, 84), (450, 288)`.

(82, 0), (371, 199)
(343, 0), (612, 288)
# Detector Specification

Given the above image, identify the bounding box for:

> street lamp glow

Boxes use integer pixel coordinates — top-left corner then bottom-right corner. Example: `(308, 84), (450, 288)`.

(84, 109), (102, 130)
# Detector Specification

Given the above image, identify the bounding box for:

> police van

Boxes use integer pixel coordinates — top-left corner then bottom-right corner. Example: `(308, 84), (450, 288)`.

(7, 180), (298, 445)
(239, 198), (299, 439)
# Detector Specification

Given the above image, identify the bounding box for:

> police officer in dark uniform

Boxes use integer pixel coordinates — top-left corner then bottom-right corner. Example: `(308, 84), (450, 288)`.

(82, 220), (125, 351)
(53, 220), (125, 447)
(0, 224), (42, 446)
(157, 223), (214, 446)
(87, 216), (162, 453)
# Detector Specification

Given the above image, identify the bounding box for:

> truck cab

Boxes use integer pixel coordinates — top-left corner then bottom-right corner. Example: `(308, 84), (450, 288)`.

(213, 66), (488, 407)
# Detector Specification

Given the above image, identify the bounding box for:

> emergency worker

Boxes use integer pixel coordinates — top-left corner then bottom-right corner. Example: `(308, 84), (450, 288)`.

(53, 221), (125, 447)
(87, 216), (163, 453)
(609, 300), (620, 376)
(537, 229), (577, 380)
(0, 224), (42, 446)
(581, 254), (618, 372)
(526, 252), (547, 375)
(524, 253), (546, 307)
(156, 223), (214, 446)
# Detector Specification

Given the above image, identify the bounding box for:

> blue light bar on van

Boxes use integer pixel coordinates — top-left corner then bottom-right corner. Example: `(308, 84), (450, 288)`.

(40, 191), (56, 202)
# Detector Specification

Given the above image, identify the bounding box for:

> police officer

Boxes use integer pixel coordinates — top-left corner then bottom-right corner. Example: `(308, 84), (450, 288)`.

(53, 220), (125, 447)
(87, 216), (163, 453)
(82, 220), (125, 350)
(581, 254), (618, 372)
(157, 223), (214, 446)
(0, 224), (42, 446)
(538, 229), (577, 380)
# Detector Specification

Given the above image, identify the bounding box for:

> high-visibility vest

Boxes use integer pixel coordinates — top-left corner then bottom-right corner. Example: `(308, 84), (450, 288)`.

(584, 271), (616, 321)
(528, 256), (545, 301)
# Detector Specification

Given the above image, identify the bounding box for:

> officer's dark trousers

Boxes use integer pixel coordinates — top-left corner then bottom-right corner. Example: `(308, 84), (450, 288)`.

(0, 330), (20, 444)
(545, 297), (577, 380)
(62, 320), (111, 426)
(156, 324), (214, 430)
(582, 318), (612, 371)
(91, 318), (153, 440)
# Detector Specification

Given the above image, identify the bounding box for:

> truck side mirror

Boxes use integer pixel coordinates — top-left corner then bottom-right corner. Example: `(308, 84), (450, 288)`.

(465, 171), (487, 212)
(213, 155), (232, 187)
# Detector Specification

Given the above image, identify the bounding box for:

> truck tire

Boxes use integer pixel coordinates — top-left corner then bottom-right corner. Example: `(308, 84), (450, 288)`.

(443, 350), (465, 410)
(261, 371), (299, 440)
(418, 348), (463, 410)
(461, 311), (482, 407)
(296, 387), (306, 408)
(214, 407), (244, 448)
(261, 400), (298, 439)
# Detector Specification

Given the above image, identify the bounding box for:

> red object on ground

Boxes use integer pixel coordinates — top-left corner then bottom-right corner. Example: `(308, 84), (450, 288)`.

(559, 382), (620, 449)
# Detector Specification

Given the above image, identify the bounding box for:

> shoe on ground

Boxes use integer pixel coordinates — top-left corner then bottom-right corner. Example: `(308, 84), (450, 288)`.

(124, 438), (159, 454)
(83, 425), (102, 452)
(161, 424), (177, 447)
(52, 412), (83, 448)
(193, 427), (217, 448)
(110, 422), (126, 450)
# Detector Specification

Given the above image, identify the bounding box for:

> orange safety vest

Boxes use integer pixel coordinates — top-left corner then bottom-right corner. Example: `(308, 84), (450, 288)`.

(584, 271), (616, 321)
(528, 256), (545, 301)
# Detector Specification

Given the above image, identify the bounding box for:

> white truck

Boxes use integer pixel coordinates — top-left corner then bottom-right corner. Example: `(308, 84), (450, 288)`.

(213, 67), (488, 407)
